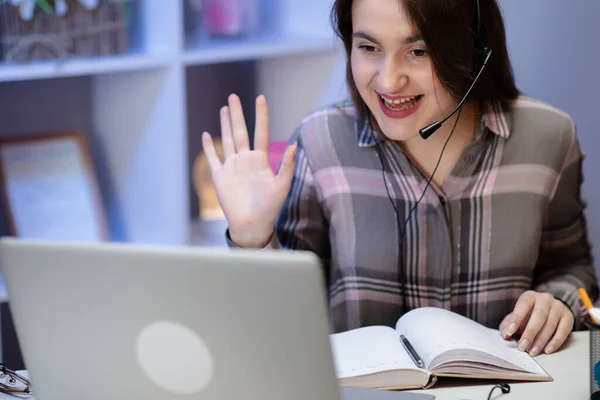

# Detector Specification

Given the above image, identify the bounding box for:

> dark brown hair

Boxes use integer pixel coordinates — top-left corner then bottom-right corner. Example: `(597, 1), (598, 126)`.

(331, 0), (520, 117)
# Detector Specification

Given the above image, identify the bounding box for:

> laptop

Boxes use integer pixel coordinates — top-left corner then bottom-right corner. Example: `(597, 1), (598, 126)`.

(0, 238), (433, 400)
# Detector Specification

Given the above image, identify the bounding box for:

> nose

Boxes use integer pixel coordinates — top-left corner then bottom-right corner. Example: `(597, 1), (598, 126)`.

(378, 55), (408, 93)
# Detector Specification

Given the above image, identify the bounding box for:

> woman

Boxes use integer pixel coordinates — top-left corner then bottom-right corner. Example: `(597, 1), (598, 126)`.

(201, 0), (598, 357)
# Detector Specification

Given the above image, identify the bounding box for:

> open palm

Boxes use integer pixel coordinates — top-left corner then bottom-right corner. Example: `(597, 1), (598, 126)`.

(201, 94), (297, 248)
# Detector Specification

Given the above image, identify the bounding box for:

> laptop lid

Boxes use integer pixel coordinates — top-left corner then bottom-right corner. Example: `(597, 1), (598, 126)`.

(0, 238), (342, 400)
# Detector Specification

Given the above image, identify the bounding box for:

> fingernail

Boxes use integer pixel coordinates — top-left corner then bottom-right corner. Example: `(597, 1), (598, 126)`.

(507, 323), (517, 335)
(545, 346), (554, 354)
(519, 339), (529, 351)
(530, 346), (539, 357)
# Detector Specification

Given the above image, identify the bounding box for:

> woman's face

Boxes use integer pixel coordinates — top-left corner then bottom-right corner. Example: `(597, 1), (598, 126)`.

(350, 0), (458, 142)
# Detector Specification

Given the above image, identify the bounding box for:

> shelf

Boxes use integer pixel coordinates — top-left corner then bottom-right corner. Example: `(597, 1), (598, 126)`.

(183, 34), (337, 66)
(0, 35), (339, 83)
(0, 53), (170, 83)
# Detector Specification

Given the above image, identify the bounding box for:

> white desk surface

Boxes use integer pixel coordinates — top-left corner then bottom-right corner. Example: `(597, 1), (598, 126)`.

(415, 330), (589, 399)
(0, 331), (590, 400)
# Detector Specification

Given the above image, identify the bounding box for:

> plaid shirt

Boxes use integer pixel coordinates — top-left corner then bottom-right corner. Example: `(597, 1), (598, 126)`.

(229, 95), (598, 333)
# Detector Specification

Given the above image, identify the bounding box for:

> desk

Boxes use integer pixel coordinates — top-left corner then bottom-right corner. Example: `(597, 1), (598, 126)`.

(0, 331), (590, 400)
(415, 330), (589, 399)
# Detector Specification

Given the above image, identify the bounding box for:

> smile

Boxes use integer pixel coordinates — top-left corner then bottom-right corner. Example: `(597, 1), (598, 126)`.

(378, 94), (423, 119)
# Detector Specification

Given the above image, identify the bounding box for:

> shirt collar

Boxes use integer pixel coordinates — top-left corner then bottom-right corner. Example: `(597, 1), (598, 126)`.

(481, 100), (512, 139)
(355, 100), (512, 148)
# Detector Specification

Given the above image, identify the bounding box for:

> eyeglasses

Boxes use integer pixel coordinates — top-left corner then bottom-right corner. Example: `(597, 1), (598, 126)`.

(0, 364), (33, 397)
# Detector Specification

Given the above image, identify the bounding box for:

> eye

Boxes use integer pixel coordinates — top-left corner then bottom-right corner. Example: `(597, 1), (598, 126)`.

(411, 49), (427, 57)
(358, 44), (378, 54)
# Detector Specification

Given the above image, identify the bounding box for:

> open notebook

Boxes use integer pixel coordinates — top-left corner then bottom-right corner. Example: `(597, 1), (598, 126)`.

(330, 307), (552, 390)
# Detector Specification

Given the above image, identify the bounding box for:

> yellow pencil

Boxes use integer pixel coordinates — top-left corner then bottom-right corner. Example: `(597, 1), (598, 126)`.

(578, 287), (597, 324)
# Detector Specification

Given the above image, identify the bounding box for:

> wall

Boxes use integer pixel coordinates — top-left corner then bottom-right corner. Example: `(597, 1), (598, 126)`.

(498, 0), (600, 274)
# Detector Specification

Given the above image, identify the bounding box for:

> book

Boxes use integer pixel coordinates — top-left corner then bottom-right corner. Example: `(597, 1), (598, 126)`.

(329, 307), (553, 390)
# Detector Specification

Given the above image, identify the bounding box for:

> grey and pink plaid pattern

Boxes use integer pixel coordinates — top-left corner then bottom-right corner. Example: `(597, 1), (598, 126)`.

(229, 95), (598, 333)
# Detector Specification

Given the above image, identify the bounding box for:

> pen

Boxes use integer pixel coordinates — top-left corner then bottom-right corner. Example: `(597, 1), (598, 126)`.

(399, 334), (424, 369)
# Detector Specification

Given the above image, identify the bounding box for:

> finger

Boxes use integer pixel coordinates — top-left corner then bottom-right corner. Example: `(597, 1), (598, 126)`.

(518, 293), (554, 352)
(228, 94), (250, 152)
(528, 304), (562, 356)
(499, 313), (512, 336)
(220, 106), (236, 159)
(503, 291), (536, 339)
(544, 309), (574, 354)
(274, 142), (298, 194)
(254, 94), (270, 153)
(201, 132), (223, 171)
(515, 307), (534, 337)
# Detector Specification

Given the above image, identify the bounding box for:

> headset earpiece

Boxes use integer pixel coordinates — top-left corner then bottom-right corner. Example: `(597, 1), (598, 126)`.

(474, 0), (490, 71)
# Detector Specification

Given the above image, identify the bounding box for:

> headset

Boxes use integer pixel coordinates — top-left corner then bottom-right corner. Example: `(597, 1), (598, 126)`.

(375, 0), (492, 315)
(419, 0), (493, 140)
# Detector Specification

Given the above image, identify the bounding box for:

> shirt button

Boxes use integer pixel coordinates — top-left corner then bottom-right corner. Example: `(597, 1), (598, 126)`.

(464, 154), (475, 164)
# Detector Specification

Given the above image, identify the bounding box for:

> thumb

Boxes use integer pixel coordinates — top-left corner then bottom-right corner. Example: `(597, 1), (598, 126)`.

(274, 142), (298, 194)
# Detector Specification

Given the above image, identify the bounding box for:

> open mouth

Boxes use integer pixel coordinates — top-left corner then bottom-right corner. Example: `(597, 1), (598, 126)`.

(380, 94), (423, 111)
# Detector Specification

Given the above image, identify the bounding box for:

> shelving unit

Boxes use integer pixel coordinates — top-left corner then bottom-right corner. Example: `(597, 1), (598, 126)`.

(182, 35), (336, 66)
(0, 53), (169, 82)
(0, 0), (346, 246)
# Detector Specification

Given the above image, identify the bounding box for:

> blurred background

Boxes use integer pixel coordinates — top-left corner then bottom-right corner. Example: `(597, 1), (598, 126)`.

(0, 0), (596, 365)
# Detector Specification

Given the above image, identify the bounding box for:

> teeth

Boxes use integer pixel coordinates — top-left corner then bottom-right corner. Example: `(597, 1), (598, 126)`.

(382, 95), (416, 105)
(381, 95), (418, 111)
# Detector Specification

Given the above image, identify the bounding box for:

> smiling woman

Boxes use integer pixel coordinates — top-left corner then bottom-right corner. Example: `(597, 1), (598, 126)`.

(200, 0), (599, 361)
(348, 0), (459, 144)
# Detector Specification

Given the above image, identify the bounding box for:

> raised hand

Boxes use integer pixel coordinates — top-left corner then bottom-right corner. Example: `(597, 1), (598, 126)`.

(201, 94), (297, 248)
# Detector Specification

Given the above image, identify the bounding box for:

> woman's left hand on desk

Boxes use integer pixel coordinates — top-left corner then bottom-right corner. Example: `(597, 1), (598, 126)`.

(499, 290), (574, 357)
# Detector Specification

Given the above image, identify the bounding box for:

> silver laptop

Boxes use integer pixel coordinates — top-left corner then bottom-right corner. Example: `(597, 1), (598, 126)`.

(0, 238), (433, 400)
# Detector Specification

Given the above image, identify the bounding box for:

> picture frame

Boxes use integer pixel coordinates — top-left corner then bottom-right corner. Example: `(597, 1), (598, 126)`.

(0, 131), (108, 242)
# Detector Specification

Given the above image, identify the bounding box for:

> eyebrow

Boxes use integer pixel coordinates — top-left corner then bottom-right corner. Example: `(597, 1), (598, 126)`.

(352, 31), (424, 45)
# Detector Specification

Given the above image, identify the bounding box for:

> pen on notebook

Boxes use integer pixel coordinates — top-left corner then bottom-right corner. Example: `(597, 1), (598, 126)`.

(399, 334), (424, 369)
